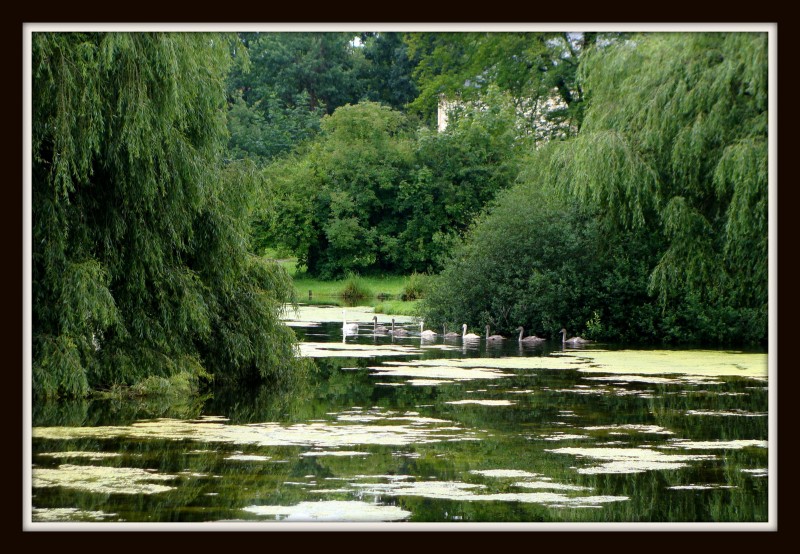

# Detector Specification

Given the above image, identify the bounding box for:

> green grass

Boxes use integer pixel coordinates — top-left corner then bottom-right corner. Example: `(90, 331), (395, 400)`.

(268, 254), (419, 316)
(373, 299), (422, 317)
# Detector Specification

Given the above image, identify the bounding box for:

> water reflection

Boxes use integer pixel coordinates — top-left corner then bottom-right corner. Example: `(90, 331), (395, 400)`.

(29, 305), (770, 525)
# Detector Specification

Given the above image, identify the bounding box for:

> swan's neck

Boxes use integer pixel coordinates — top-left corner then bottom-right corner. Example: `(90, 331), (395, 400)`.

(518, 328), (524, 341)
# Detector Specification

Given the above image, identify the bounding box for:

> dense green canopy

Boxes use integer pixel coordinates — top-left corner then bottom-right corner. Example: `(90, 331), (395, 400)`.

(423, 32), (768, 345)
(32, 32), (310, 399)
(258, 95), (524, 278)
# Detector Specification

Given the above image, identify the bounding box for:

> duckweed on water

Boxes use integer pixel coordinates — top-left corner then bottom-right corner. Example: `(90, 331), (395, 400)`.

(243, 500), (412, 522)
(369, 364), (510, 382)
(368, 349), (767, 379)
(33, 412), (484, 448)
(300, 450), (369, 457)
(546, 446), (719, 474)
(352, 479), (628, 507)
(32, 464), (177, 495)
(658, 439), (768, 450)
(299, 342), (427, 358)
(685, 410), (767, 417)
(225, 454), (272, 461)
(582, 424), (675, 435)
(38, 451), (122, 460)
(541, 433), (591, 441)
(469, 469), (542, 478)
(445, 400), (516, 406)
(32, 508), (118, 522)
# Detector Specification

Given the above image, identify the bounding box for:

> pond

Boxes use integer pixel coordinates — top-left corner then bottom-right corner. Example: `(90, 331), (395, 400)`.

(27, 304), (773, 530)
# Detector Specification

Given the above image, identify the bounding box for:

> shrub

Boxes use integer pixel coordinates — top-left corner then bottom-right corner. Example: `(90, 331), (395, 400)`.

(402, 271), (429, 300)
(340, 272), (372, 301)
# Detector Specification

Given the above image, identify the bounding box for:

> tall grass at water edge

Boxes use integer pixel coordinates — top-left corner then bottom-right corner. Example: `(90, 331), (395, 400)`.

(269, 256), (425, 316)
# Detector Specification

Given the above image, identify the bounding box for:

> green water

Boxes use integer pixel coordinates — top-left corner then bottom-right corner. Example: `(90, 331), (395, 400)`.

(28, 306), (771, 527)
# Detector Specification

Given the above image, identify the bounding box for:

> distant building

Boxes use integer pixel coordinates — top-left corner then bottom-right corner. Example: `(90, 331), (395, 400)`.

(437, 90), (577, 143)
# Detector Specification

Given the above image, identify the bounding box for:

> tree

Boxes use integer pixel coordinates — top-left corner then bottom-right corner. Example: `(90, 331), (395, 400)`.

(32, 32), (310, 400)
(261, 102), (415, 278)
(560, 32), (768, 340)
(357, 32), (419, 111)
(226, 32), (366, 162)
(423, 32), (768, 345)
(397, 86), (526, 273)
(421, 174), (609, 338)
(403, 32), (621, 134)
(259, 96), (525, 277)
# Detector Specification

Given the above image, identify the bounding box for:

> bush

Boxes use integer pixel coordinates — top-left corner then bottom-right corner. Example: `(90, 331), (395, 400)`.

(402, 271), (429, 300)
(340, 272), (372, 301)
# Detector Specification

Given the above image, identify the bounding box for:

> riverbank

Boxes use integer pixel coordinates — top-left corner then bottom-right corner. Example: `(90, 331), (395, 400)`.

(271, 256), (423, 316)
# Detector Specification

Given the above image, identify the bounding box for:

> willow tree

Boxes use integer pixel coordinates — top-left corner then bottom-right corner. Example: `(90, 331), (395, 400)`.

(32, 32), (309, 400)
(535, 32), (768, 342)
(424, 32), (768, 345)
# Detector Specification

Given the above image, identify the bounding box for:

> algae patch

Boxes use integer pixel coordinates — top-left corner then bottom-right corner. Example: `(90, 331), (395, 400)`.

(547, 446), (717, 475)
(33, 412), (483, 449)
(299, 342), (425, 358)
(352, 480), (627, 507)
(659, 439), (768, 450)
(226, 454), (272, 462)
(31, 507), (119, 522)
(573, 349), (768, 378)
(685, 410), (767, 417)
(369, 364), (510, 382)
(242, 500), (411, 522)
(445, 400), (516, 406)
(32, 464), (177, 495)
(470, 469), (542, 478)
(38, 451), (122, 460)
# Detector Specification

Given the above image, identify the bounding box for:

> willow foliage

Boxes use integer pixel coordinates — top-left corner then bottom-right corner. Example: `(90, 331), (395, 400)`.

(575, 32), (768, 311)
(424, 32), (768, 345)
(533, 33), (767, 335)
(32, 33), (309, 400)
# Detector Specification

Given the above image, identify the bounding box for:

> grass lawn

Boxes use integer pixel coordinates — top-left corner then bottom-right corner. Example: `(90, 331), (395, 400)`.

(271, 255), (424, 316)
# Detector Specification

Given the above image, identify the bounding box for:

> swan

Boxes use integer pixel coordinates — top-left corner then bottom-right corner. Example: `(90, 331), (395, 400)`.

(342, 310), (359, 334)
(485, 325), (506, 342)
(442, 324), (460, 338)
(561, 328), (592, 345)
(372, 315), (388, 334)
(389, 318), (409, 336)
(419, 320), (437, 339)
(462, 324), (481, 341)
(517, 327), (545, 343)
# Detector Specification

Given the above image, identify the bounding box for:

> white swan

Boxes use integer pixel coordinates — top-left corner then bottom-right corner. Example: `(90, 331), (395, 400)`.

(419, 320), (437, 339)
(342, 310), (359, 334)
(485, 325), (506, 342)
(517, 326), (545, 343)
(372, 315), (388, 334)
(561, 328), (592, 345)
(389, 318), (409, 336)
(462, 324), (481, 341)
